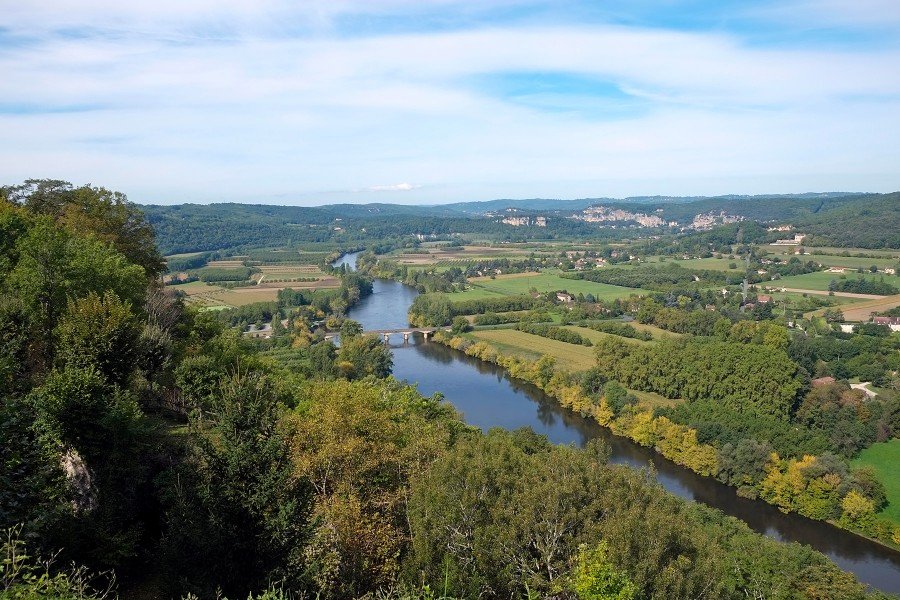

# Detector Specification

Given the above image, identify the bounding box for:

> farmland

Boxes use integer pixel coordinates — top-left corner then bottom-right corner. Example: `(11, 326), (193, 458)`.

(810, 294), (900, 322)
(770, 271), (896, 292)
(471, 328), (597, 371)
(458, 271), (642, 301)
(169, 261), (340, 309)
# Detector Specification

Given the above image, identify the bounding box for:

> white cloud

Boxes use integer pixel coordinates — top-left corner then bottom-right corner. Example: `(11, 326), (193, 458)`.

(365, 183), (417, 192)
(0, 4), (898, 203)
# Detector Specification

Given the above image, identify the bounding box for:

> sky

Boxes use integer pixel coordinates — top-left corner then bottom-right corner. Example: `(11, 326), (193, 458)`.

(2, 1), (900, 205)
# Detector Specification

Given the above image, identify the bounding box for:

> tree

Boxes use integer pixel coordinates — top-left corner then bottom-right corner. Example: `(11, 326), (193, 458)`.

(160, 373), (313, 597)
(450, 316), (470, 334)
(309, 341), (339, 380)
(339, 319), (363, 339)
(4, 179), (165, 276)
(571, 543), (637, 600)
(337, 335), (392, 380)
(56, 291), (142, 386)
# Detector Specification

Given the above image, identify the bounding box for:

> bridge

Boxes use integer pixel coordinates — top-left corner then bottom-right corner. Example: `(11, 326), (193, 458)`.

(323, 327), (451, 342)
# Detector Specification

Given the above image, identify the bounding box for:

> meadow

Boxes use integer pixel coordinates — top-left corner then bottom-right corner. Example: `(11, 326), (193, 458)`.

(771, 271), (896, 292)
(471, 329), (597, 371)
(852, 439), (900, 525)
(460, 271), (643, 301)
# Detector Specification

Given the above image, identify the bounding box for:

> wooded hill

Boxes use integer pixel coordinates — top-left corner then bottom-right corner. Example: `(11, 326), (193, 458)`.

(142, 191), (899, 254)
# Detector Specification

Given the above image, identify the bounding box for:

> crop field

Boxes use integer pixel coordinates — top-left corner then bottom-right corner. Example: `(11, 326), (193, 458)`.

(255, 264), (331, 284)
(803, 254), (900, 270)
(561, 325), (651, 345)
(172, 276), (340, 309)
(762, 245), (900, 260)
(811, 294), (900, 321)
(852, 439), (900, 525)
(460, 271), (643, 300)
(390, 246), (535, 266)
(471, 329), (596, 371)
(630, 389), (680, 410)
(772, 271), (896, 292)
(205, 259), (247, 268)
(641, 256), (743, 272)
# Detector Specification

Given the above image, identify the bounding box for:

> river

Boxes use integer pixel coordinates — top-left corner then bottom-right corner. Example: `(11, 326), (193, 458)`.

(334, 252), (900, 593)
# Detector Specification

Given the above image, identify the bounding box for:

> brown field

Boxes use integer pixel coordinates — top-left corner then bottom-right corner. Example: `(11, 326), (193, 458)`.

(467, 271), (543, 282)
(392, 245), (546, 266)
(812, 294), (900, 321)
(206, 260), (246, 268)
(244, 277), (341, 290)
(173, 277), (341, 308)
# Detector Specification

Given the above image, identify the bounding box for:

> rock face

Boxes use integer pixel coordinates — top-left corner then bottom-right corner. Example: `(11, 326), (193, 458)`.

(60, 448), (98, 514)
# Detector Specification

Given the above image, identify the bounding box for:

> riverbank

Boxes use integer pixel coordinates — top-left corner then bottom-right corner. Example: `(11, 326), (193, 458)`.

(430, 329), (900, 555)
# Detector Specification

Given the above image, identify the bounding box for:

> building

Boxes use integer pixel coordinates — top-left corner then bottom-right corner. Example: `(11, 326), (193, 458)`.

(757, 294), (773, 304)
(873, 316), (900, 332)
(556, 292), (574, 304)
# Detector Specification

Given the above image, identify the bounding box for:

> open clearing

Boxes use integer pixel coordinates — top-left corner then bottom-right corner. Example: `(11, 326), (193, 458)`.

(391, 245), (545, 266)
(771, 271), (896, 292)
(563, 323), (682, 343)
(470, 328), (678, 407)
(171, 277), (341, 308)
(459, 271), (643, 301)
(472, 329), (596, 371)
(852, 439), (900, 525)
(562, 325), (652, 345)
(641, 256), (744, 272)
(811, 294), (900, 321)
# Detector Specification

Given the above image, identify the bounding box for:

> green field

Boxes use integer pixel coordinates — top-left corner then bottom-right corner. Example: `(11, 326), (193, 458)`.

(472, 329), (597, 371)
(772, 271), (896, 292)
(805, 254), (900, 270)
(852, 439), (900, 525)
(641, 256), (744, 272)
(562, 325), (652, 346)
(763, 245), (900, 260)
(457, 271), (643, 301)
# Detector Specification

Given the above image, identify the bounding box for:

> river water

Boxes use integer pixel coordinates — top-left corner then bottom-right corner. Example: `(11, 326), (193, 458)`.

(335, 252), (900, 593)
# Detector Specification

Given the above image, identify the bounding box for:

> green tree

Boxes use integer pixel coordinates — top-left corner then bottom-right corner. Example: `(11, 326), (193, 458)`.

(450, 316), (470, 334)
(56, 291), (141, 386)
(339, 318), (363, 339)
(337, 336), (392, 380)
(160, 373), (313, 598)
(571, 543), (637, 600)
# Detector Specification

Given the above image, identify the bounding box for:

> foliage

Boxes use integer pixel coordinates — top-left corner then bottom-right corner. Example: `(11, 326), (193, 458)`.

(593, 337), (802, 420)
(283, 378), (459, 597)
(336, 335), (393, 379)
(579, 321), (652, 342)
(160, 373), (313, 598)
(3, 179), (164, 276)
(56, 292), (142, 387)
(570, 543), (637, 600)
(833, 277), (899, 296)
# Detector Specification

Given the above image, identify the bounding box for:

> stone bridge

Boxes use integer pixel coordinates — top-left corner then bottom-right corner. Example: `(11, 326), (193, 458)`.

(324, 327), (451, 342)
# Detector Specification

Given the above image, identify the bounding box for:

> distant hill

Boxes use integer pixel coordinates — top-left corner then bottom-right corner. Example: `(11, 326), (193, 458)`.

(142, 191), (898, 254)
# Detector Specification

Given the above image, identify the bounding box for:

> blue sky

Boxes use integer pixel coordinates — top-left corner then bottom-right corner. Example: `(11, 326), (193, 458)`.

(2, 1), (899, 205)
